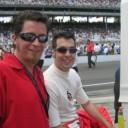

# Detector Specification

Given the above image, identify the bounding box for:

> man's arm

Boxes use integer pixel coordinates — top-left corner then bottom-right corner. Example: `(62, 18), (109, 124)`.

(82, 101), (113, 128)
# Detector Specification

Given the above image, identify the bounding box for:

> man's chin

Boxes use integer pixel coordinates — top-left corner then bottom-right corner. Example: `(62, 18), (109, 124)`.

(64, 63), (73, 68)
(28, 57), (39, 65)
(63, 65), (72, 70)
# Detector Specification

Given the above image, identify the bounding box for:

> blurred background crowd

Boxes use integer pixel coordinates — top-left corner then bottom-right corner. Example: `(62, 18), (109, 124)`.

(0, 0), (120, 8)
(0, 0), (120, 58)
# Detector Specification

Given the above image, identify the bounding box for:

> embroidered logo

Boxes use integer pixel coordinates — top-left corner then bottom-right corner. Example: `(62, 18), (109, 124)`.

(67, 91), (72, 101)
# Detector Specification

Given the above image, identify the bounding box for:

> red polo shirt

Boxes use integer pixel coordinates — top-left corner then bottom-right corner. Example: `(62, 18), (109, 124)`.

(0, 53), (49, 128)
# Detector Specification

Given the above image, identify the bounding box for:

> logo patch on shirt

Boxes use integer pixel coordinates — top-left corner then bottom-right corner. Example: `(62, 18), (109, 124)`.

(68, 120), (80, 128)
(67, 91), (73, 101)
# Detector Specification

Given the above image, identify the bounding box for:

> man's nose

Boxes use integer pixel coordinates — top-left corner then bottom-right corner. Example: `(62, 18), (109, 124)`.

(32, 38), (41, 46)
(65, 50), (71, 56)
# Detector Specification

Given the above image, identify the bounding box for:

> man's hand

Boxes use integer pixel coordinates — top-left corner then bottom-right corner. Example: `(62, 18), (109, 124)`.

(52, 124), (67, 128)
(104, 120), (115, 128)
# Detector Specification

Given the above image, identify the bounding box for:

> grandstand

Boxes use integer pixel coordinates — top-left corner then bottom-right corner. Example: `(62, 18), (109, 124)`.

(0, 0), (120, 16)
(0, 0), (120, 8)
(0, 0), (120, 55)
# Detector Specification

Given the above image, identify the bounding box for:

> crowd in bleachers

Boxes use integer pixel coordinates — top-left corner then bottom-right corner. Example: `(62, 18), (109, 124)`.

(0, 24), (120, 57)
(93, 42), (120, 55)
(0, 0), (120, 8)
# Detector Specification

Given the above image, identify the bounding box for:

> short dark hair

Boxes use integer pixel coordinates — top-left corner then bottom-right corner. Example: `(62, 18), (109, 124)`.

(52, 30), (76, 49)
(12, 10), (50, 35)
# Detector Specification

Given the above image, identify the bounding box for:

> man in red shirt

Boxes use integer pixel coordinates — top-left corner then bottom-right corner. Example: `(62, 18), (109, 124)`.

(86, 39), (95, 68)
(0, 10), (50, 128)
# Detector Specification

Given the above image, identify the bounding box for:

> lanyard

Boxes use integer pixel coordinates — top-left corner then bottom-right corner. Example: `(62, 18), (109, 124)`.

(20, 62), (49, 117)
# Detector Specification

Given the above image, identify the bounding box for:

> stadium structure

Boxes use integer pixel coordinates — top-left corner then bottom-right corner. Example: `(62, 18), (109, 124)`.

(0, 0), (120, 55)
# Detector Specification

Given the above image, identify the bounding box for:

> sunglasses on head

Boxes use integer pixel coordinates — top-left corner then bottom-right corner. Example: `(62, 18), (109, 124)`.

(56, 47), (77, 54)
(19, 33), (48, 43)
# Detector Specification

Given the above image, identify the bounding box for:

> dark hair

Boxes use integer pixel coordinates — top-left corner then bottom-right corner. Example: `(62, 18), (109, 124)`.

(52, 30), (76, 49)
(12, 10), (50, 35)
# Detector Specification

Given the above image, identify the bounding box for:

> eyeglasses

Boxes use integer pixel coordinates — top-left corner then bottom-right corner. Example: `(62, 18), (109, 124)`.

(56, 47), (77, 54)
(19, 33), (48, 43)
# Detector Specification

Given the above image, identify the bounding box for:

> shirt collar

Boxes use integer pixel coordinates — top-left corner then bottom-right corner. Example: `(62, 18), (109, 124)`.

(3, 53), (23, 70)
(52, 63), (69, 77)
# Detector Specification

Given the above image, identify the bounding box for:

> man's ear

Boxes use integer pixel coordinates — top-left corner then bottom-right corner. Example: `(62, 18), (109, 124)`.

(11, 34), (17, 46)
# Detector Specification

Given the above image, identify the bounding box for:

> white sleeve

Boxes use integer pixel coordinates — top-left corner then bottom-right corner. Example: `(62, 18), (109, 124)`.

(45, 82), (61, 127)
(75, 86), (89, 104)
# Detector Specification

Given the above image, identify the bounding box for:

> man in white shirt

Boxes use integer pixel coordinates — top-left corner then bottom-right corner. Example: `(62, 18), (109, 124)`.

(44, 31), (113, 128)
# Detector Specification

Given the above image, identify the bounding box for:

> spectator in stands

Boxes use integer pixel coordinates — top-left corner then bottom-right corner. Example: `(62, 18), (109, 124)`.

(85, 39), (95, 68)
(114, 43), (120, 54)
(103, 43), (109, 55)
(44, 30), (113, 128)
(10, 44), (15, 54)
(0, 10), (50, 128)
(0, 46), (4, 60)
(94, 43), (101, 55)
(37, 47), (47, 68)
